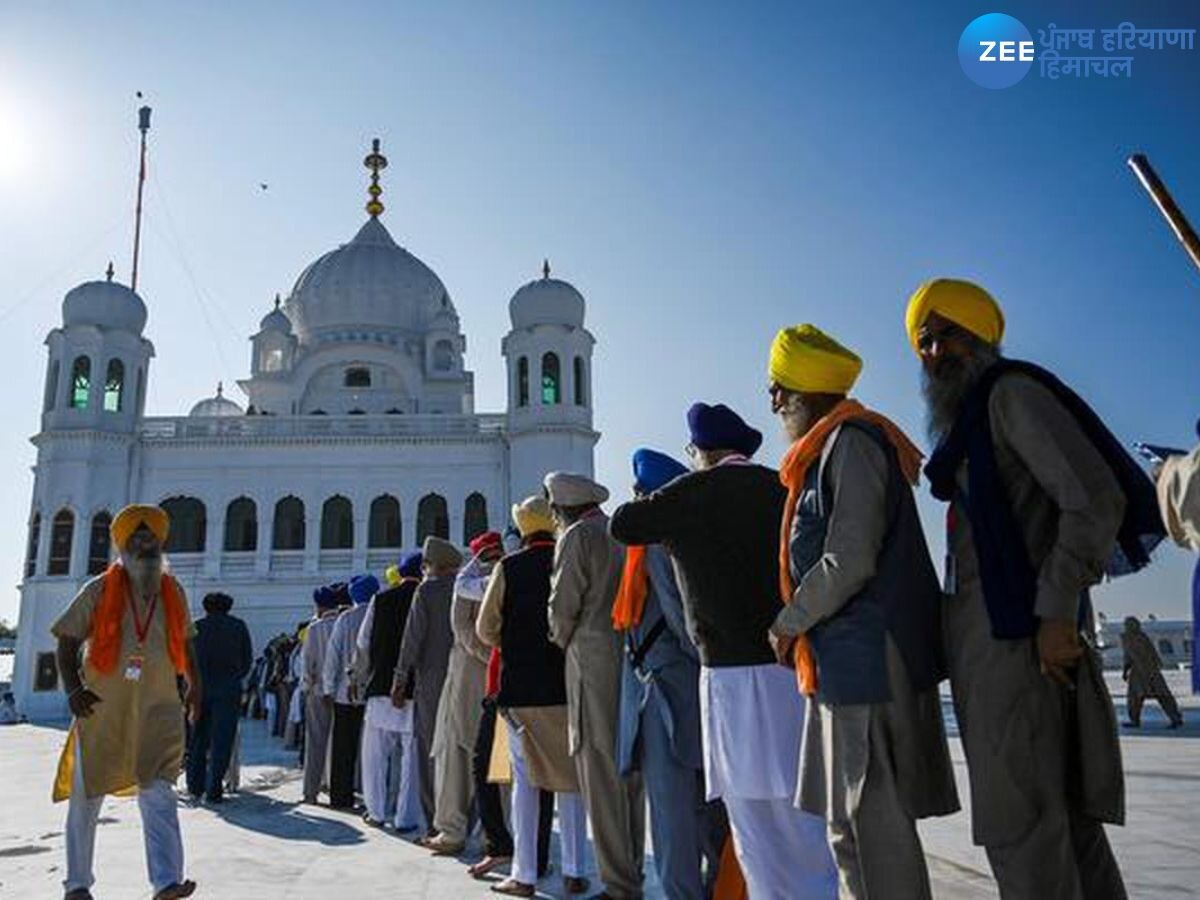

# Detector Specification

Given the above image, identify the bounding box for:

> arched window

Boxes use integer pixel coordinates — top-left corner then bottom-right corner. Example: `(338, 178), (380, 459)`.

(348, 408), (366, 415)
(369, 495), (401, 548)
(224, 497), (258, 552)
(433, 339), (454, 372)
(162, 497), (207, 553)
(574, 356), (586, 406)
(69, 356), (91, 409)
(321, 496), (354, 549)
(136, 368), (145, 414)
(272, 496), (305, 550)
(1158, 639), (1175, 656)
(517, 357), (529, 407)
(463, 493), (488, 545)
(103, 359), (124, 412)
(44, 360), (59, 413)
(25, 512), (40, 578)
(47, 509), (74, 575)
(416, 494), (449, 544)
(541, 352), (561, 405)
(87, 511), (113, 575)
(345, 367), (371, 387)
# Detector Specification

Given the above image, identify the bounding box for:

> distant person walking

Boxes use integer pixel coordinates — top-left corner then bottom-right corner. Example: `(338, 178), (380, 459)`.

(187, 592), (253, 803)
(1121, 617), (1184, 728)
(50, 504), (199, 900)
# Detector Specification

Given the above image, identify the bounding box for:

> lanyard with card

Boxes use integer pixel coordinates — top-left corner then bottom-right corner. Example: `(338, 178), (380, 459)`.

(124, 594), (158, 682)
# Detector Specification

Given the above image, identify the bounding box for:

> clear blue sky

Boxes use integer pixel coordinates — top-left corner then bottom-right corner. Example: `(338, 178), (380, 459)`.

(1, 1), (1198, 625)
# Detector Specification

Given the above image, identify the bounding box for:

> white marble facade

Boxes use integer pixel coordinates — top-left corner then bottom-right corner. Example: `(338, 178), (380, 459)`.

(13, 144), (598, 718)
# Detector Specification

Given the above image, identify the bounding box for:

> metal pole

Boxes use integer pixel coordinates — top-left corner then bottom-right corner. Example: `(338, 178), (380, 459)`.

(131, 105), (151, 292)
(1127, 153), (1200, 277)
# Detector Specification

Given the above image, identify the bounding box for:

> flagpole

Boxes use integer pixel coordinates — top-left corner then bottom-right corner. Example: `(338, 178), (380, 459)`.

(1127, 153), (1200, 278)
(131, 105), (151, 292)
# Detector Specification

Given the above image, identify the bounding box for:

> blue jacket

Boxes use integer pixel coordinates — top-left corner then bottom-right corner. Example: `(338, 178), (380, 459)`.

(194, 611), (254, 699)
(616, 545), (702, 776)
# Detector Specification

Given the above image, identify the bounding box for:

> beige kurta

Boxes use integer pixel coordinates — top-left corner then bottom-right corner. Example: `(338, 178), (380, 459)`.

(781, 427), (959, 827)
(547, 512), (625, 758)
(945, 372), (1126, 850)
(51, 573), (195, 800)
(433, 566), (493, 756)
(1158, 447), (1200, 550)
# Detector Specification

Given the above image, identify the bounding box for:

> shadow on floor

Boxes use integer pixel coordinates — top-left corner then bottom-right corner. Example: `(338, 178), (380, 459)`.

(206, 792), (366, 847)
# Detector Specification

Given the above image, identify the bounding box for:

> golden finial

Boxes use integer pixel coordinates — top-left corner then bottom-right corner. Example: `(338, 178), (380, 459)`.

(364, 138), (388, 218)
(274, 292), (281, 309)
(542, 258), (551, 279)
(105, 261), (115, 282)
(216, 381), (224, 397)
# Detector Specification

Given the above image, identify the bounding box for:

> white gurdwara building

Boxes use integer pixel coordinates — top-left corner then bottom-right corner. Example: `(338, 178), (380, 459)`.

(13, 141), (598, 718)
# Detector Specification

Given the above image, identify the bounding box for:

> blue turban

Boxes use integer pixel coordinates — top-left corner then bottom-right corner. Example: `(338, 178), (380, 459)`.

(687, 402), (763, 458)
(398, 551), (424, 578)
(349, 574), (380, 606)
(632, 448), (688, 495)
(313, 584), (338, 609)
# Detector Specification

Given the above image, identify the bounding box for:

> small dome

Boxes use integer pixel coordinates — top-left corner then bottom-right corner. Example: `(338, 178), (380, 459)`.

(509, 262), (585, 330)
(259, 295), (293, 335)
(62, 270), (148, 335)
(189, 383), (244, 418)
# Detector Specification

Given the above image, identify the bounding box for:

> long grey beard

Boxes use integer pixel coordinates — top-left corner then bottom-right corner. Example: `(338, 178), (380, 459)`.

(921, 346), (1000, 443)
(122, 553), (163, 596)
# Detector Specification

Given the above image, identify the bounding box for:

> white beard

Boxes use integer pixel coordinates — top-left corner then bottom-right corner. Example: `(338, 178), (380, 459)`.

(121, 553), (163, 596)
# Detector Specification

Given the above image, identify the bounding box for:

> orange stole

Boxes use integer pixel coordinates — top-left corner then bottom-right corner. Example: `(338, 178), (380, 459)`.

(778, 399), (923, 695)
(611, 544), (649, 631)
(89, 563), (188, 676)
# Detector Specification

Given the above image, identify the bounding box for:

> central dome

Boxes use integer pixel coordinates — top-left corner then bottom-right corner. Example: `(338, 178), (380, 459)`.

(284, 217), (454, 342)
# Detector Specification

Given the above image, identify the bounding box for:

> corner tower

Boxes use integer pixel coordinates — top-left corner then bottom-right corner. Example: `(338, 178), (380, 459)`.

(502, 260), (598, 502)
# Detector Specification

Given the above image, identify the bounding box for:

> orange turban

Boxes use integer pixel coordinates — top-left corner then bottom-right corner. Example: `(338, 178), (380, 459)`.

(110, 504), (169, 550)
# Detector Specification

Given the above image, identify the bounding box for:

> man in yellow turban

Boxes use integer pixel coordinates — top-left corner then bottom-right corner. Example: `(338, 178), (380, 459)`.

(905, 280), (1141, 898)
(51, 503), (199, 899)
(767, 324), (957, 899)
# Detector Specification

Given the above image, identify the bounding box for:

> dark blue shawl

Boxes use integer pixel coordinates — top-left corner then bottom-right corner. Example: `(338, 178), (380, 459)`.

(925, 360), (1163, 639)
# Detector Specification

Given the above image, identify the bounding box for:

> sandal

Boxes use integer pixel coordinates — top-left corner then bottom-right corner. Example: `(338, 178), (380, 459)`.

(490, 878), (535, 897)
(468, 855), (512, 879)
(153, 881), (197, 900)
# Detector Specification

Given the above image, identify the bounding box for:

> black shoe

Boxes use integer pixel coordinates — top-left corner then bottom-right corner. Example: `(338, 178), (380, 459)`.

(205, 792), (225, 804)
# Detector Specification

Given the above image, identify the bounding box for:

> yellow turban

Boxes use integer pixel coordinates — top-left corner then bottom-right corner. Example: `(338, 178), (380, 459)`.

(110, 504), (169, 550)
(512, 496), (555, 538)
(904, 278), (1005, 353)
(768, 324), (863, 395)
(384, 565), (402, 588)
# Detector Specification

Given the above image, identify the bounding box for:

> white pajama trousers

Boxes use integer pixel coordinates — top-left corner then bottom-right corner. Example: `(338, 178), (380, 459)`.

(65, 744), (184, 893)
(701, 664), (836, 900)
(506, 719), (587, 885)
(361, 722), (420, 829)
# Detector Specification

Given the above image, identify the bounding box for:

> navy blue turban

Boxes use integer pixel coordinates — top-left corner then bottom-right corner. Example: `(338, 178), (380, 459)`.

(687, 402), (763, 458)
(313, 584), (338, 609)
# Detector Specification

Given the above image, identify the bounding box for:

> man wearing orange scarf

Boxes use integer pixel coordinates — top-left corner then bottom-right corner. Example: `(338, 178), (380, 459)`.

(51, 504), (199, 900)
(767, 325), (958, 900)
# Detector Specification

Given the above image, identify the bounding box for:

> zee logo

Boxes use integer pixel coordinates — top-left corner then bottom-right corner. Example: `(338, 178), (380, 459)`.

(959, 13), (1036, 88)
(978, 40), (1035, 63)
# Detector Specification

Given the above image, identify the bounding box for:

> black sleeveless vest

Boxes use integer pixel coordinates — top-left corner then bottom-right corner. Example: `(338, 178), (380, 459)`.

(366, 580), (417, 699)
(496, 544), (567, 708)
(790, 420), (945, 705)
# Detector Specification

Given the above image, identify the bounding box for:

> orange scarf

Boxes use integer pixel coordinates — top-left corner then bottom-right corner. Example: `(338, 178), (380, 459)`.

(779, 399), (923, 695)
(611, 545), (648, 630)
(89, 563), (188, 676)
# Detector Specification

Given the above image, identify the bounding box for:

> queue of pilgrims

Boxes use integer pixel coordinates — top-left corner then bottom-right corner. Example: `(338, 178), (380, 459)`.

(53, 277), (1176, 900)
